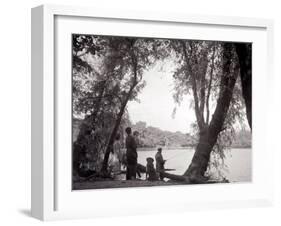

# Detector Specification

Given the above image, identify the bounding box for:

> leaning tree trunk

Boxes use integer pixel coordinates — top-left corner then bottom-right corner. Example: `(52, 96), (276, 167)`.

(184, 43), (239, 182)
(235, 43), (252, 130)
(101, 83), (137, 173)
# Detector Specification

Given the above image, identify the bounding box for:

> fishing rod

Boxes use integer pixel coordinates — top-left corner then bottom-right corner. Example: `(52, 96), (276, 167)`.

(165, 151), (187, 161)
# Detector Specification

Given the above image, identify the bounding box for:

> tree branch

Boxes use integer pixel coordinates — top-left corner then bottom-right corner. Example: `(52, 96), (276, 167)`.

(198, 57), (208, 125)
(181, 41), (205, 131)
(206, 45), (216, 124)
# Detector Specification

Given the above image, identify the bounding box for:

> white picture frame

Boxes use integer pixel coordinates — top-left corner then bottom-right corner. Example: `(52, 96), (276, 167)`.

(31, 4), (274, 221)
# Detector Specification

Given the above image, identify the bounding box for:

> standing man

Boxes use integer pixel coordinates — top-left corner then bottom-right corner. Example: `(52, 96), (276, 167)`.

(125, 127), (138, 180)
(155, 147), (166, 180)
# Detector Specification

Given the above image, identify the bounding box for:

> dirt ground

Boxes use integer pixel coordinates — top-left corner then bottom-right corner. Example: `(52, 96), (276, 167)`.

(72, 179), (185, 190)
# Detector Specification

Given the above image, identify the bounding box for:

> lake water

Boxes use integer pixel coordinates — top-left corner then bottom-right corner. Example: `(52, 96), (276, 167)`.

(137, 148), (252, 182)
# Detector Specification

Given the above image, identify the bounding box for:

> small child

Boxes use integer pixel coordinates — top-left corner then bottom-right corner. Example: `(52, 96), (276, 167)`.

(145, 157), (158, 181)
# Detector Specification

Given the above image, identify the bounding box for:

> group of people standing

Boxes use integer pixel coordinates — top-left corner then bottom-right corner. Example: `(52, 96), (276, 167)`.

(110, 126), (166, 181)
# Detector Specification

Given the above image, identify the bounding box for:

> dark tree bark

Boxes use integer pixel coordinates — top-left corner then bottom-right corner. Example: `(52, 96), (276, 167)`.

(184, 43), (239, 182)
(235, 43), (252, 130)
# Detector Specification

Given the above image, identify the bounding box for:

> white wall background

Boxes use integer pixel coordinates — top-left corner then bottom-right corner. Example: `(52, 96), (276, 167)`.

(0, 0), (280, 225)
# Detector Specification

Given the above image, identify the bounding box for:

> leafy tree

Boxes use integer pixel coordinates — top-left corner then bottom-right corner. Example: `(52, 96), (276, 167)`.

(101, 37), (159, 172)
(72, 35), (160, 174)
(170, 41), (245, 182)
(72, 35), (135, 173)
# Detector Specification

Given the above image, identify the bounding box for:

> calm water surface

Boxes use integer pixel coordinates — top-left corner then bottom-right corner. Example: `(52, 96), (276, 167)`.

(137, 148), (252, 182)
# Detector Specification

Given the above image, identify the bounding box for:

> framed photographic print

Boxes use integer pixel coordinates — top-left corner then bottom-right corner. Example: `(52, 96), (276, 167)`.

(31, 4), (274, 221)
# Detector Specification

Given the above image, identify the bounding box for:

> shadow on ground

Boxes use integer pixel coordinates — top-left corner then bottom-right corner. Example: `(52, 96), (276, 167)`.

(18, 209), (31, 218)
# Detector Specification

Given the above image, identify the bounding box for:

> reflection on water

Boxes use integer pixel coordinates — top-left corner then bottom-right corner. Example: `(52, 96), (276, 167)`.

(137, 148), (251, 182)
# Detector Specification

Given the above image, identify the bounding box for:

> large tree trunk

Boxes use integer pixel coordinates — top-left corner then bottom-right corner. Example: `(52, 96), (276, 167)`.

(184, 43), (239, 182)
(235, 43), (252, 129)
(101, 83), (137, 173)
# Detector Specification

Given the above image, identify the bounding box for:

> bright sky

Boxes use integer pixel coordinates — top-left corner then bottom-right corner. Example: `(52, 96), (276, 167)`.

(127, 63), (195, 133)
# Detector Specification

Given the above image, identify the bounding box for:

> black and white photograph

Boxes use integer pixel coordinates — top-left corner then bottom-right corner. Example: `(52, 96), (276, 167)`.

(72, 34), (252, 190)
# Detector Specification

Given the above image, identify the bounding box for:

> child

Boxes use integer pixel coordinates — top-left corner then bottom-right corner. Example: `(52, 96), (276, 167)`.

(155, 147), (166, 180)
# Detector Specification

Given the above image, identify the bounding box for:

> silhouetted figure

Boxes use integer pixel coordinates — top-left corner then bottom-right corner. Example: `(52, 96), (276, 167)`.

(125, 127), (138, 180)
(155, 148), (166, 180)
